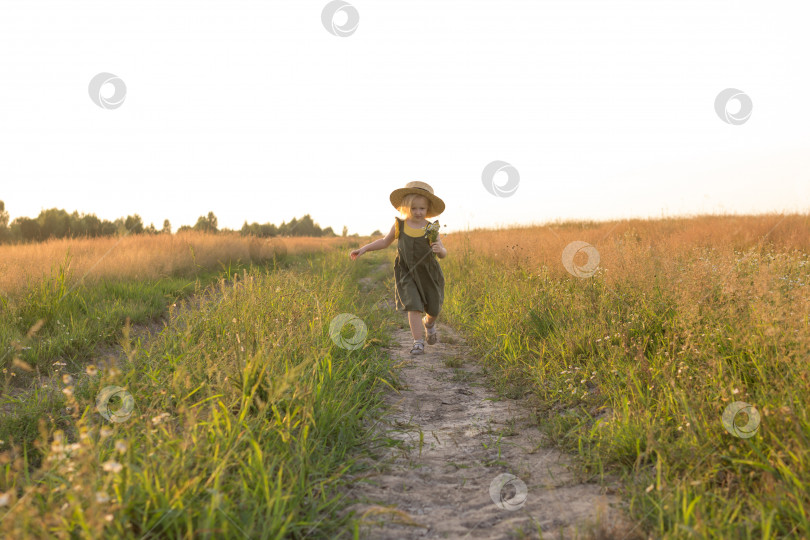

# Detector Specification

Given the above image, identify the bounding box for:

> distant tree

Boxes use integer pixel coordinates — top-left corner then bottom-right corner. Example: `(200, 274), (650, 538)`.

(124, 214), (144, 234)
(0, 205), (339, 243)
(17, 217), (42, 241)
(79, 214), (102, 237)
(371, 230), (382, 237)
(342, 226), (348, 237)
(241, 216), (338, 238)
(278, 218), (296, 237)
(100, 219), (118, 236)
(38, 208), (71, 239)
(0, 200), (9, 229)
(288, 214), (319, 236)
(6, 220), (21, 242)
(0, 200), (8, 242)
(194, 211), (218, 233)
(68, 210), (103, 238)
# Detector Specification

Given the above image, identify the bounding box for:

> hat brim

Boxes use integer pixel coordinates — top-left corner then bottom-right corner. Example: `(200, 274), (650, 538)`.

(390, 188), (445, 218)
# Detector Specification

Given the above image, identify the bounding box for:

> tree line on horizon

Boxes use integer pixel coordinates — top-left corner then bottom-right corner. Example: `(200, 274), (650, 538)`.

(0, 201), (372, 244)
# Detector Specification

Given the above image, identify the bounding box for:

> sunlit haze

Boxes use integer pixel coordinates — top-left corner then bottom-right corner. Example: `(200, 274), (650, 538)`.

(1, 0), (808, 236)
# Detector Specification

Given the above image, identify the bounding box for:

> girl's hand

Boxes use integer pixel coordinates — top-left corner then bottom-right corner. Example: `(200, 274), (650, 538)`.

(350, 247), (365, 261)
(430, 242), (445, 255)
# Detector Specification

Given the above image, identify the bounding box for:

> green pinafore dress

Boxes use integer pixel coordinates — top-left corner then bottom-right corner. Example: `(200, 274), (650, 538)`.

(393, 217), (445, 317)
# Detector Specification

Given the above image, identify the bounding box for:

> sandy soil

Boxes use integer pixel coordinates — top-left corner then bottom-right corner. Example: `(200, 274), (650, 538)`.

(340, 266), (641, 539)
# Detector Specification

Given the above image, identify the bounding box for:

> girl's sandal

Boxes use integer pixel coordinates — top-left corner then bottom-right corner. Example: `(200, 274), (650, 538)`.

(410, 340), (425, 355)
(422, 315), (438, 345)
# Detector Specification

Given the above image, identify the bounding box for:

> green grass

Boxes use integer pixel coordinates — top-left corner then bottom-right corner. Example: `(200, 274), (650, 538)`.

(5, 227), (808, 538)
(442, 243), (810, 539)
(0, 255), (257, 374)
(0, 250), (403, 538)
(1, 258), (260, 462)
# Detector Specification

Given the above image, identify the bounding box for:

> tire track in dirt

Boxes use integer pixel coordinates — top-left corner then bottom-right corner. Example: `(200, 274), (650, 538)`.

(341, 263), (640, 539)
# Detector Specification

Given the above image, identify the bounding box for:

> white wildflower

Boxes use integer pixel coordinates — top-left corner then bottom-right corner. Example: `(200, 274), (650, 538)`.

(102, 460), (122, 473)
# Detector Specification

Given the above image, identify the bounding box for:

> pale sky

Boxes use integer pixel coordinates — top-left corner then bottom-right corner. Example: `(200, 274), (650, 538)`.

(1, 0), (808, 236)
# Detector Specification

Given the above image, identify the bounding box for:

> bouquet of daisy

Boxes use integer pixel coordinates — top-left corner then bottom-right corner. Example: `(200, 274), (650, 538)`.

(425, 220), (440, 244)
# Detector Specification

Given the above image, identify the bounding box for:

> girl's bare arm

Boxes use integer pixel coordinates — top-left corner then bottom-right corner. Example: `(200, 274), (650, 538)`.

(361, 224), (397, 253)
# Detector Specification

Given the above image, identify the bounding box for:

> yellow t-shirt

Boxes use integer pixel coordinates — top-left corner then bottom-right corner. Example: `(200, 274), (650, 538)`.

(394, 219), (427, 240)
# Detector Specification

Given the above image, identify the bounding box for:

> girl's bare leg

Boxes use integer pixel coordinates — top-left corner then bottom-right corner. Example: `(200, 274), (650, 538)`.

(407, 311), (425, 341)
(424, 312), (438, 327)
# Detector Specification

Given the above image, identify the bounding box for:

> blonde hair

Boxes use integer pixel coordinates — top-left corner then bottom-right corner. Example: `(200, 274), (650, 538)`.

(397, 193), (432, 219)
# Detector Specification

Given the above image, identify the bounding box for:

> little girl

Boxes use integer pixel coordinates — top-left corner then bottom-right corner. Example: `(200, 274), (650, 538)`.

(350, 181), (447, 355)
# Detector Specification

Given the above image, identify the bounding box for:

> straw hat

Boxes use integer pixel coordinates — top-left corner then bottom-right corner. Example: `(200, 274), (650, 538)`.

(389, 181), (445, 218)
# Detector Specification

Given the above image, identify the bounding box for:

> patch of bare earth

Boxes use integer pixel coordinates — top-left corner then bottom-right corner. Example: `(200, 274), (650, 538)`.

(341, 267), (641, 539)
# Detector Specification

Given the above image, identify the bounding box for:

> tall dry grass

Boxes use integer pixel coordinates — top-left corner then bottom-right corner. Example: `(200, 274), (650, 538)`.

(0, 232), (358, 299)
(451, 213), (810, 282)
(441, 212), (810, 538)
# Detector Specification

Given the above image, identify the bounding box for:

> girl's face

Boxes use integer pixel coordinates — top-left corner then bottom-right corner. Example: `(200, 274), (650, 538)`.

(409, 197), (429, 221)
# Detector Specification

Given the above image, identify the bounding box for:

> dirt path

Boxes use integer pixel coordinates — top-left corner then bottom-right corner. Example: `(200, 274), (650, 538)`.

(341, 265), (639, 539)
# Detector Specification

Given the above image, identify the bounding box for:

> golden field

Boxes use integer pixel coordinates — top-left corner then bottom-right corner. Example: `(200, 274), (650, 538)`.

(0, 232), (358, 299)
(1, 212), (809, 538)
